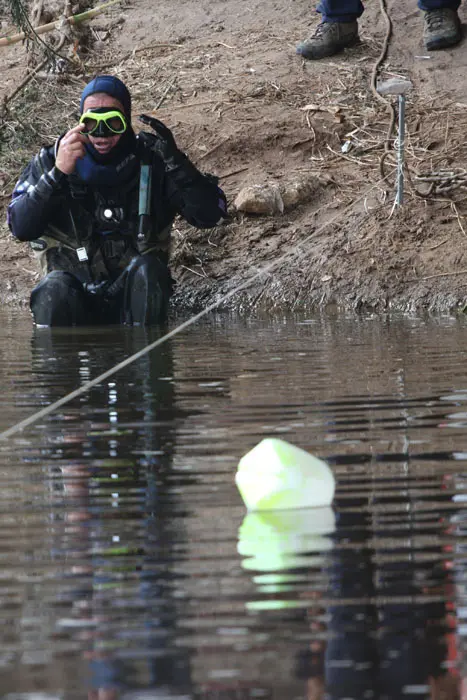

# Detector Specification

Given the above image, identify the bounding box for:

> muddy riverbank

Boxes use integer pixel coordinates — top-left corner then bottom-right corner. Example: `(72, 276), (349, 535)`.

(1, 0), (467, 314)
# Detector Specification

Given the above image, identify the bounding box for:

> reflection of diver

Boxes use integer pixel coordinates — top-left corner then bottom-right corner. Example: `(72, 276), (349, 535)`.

(31, 327), (193, 698)
(294, 495), (458, 700)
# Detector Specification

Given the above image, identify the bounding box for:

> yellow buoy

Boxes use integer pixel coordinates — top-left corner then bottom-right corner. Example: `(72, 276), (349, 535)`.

(235, 437), (335, 511)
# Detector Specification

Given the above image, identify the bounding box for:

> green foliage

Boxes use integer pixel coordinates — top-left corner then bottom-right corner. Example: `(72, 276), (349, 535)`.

(5, 0), (30, 33)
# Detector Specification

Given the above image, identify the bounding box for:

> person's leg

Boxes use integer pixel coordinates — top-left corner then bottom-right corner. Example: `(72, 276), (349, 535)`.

(419, 0), (461, 50)
(30, 271), (89, 326)
(297, 0), (363, 59)
(317, 0), (364, 22)
(122, 253), (173, 326)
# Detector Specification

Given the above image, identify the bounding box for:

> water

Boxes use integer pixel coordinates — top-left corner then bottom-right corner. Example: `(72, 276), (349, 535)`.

(1, 309), (467, 699)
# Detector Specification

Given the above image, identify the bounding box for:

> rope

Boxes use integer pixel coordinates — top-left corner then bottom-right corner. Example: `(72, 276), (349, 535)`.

(0, 174), (389, 442)
(369, 0), (396, 182)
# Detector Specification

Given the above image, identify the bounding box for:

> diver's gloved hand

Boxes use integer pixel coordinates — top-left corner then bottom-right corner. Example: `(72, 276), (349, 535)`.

(138, 115), (186, 171)
(84, 280), (111, 297)
(137, 114), (213, 196)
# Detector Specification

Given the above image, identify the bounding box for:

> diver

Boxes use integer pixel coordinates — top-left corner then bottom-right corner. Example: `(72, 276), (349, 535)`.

(7, 75), (227, 327)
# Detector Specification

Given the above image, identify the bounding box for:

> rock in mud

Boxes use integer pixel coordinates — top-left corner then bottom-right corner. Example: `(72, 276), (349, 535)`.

(235, 175), (324, 216)
(280, 175), (321, 209)
(234, 183), (284, 215)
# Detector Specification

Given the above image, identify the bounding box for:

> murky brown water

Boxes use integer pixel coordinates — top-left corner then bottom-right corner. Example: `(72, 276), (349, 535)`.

(1, 309), (467, 699)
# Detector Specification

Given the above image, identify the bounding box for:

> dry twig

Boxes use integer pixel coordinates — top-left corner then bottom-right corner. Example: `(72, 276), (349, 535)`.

(408, 269), (467, 282)
(451, 201), (467, 237)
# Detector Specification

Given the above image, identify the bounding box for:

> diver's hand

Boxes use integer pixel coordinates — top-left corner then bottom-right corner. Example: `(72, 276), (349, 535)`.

(56, 124), (87, 175)
(138, 119), (180, 162)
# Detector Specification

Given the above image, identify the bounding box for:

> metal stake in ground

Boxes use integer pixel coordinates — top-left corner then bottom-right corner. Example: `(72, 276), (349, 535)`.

(377, 78), (413, 206)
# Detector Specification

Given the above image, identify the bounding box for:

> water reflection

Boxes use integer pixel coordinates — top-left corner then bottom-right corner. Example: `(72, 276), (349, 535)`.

(1, 326), (194, 698)
(1, 312), (467, 698)
(315, 500), (456, 700)
(234, 495), (459, 700)
(238, 508), (336, 601)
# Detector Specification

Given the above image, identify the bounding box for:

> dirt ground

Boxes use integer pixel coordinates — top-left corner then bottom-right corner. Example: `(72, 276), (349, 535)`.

(2, 0), (467, 313)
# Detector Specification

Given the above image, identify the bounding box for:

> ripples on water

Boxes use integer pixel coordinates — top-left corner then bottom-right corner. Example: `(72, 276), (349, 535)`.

(1, 310), (467, 699)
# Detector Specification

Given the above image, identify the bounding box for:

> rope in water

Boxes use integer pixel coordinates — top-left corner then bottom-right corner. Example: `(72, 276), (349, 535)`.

(0, 174), (390, 442)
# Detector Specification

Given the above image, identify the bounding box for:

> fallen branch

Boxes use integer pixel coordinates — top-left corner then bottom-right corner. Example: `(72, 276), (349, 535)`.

(180, 265), (208, 278)
(154, 76), (177, 110)
(198, 136), (230, 160)
(215, 41), (236, 49)
(408, 269), (467, 283)
(416, 169), (467, 195)
(134, 42), (184, 52)
(96, 42), (184, 69)
(0, 0), (120, 47)
(1, 56), (47, 111)
(428, 238), (449, 250)
(158, 99), (219, 112)
(451, 201), (467, 238)
(220, 166), (249, 179)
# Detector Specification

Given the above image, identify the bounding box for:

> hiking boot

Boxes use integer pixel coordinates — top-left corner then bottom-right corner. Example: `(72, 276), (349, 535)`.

(296, 20), (359, 60)
(423, 8), (461, 50)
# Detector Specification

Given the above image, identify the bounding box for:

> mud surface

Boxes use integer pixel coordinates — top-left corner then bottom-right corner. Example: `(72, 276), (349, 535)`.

(1, 0), (467, 313)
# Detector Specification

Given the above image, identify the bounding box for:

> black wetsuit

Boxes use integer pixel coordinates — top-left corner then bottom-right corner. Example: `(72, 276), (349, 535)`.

(7, 131), (227, 326)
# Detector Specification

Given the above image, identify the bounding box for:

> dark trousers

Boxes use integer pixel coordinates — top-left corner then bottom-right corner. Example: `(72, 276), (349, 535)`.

(30, 253), (172, 327)
(317, 0), (460, 22)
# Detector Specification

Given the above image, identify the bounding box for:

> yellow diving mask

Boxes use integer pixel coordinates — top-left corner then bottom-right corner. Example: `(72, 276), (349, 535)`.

(79, 108), (127, 137)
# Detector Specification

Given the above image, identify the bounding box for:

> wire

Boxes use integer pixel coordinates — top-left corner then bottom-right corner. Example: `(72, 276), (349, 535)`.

(0, 174), (389, 442)
(369, 0), (396, 181)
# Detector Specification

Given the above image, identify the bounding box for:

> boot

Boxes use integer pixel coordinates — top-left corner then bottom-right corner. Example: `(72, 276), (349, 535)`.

(423, 8), (461, 50)
(296, 20), (359, 60)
